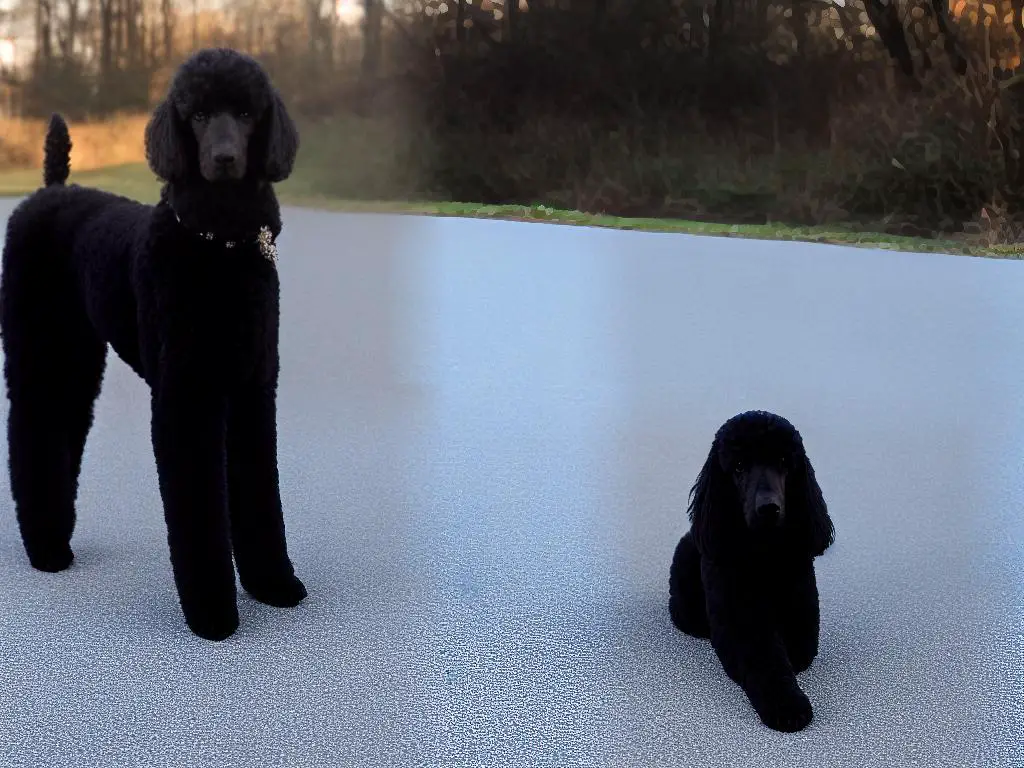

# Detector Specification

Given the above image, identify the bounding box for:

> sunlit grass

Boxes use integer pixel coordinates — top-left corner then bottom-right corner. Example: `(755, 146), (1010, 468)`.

(0, 114), (149, 173)
(0, 163), (162, 203)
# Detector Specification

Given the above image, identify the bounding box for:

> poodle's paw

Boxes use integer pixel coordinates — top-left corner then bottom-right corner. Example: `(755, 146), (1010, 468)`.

(242, 572), (307, 608)
(785, 637), (819, 675)
(26, 542), (74, 573)
(182, 601), (240, 642)
(790, 652), (816, 675)
(753, 687), (814, 733)
(668, 598), (710, 639)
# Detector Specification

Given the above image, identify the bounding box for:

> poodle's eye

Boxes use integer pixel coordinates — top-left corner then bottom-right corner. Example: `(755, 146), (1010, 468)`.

(192, 112), (208, 123)
(732, 462), (745, 475)
(238, 110), (251, 120)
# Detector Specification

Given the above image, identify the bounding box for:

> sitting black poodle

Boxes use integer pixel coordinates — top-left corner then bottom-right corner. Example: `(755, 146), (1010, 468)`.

(669, 411), (835, 732)
(0, 48), (305, 641)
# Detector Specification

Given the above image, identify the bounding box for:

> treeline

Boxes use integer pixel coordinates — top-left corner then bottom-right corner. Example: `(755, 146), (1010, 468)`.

(6, 0), (1024, 237)
(8, 0), (367, 116)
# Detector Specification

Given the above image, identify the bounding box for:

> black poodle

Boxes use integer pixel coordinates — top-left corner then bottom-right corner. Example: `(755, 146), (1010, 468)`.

(0, 48), (305, 641)
(669, 411), (835, 732)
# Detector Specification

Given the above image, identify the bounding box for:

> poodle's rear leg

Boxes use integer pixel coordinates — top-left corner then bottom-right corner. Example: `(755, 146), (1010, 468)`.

(65, 339), (108, 498)
(6, 338), (106, 572)
(226, 385), (306, 608)
(8, 400), (76, 571)
(668, 531), (710, 638)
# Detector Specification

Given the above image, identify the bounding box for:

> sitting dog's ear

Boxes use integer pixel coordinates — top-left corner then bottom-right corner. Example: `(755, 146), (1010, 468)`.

(259, 89), (299, 182)
(688, 442), (742, 558)
(790, 449), (834, 557)
(145, 100), (186, 182)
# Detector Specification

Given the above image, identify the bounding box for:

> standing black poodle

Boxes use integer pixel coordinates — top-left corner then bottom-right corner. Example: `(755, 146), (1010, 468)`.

(669, 411), (835, 732)
(0, 48), (305, 641)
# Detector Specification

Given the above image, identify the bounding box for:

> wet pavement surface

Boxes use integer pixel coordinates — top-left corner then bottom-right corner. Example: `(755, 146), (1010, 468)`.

(0, 200), (1021, 767)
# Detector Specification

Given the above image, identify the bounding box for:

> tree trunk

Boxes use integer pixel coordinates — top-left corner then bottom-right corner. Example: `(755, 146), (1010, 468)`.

(36, 0), (54, 69)
(790, 0), (808, 56)
(57, 0), (80, 60)
(708, 0), (726, 61)
(306, 0), (322, 60)
(506, 0), (517, 41)
(112, 0), (124, 67)
(125, 0), (140, 68)
(362, 0), (381, 79)
(929, 0), (968, 74)
(862, 0), (915, 77)
(99, 0), (112, 77)
(161, 0), (173, 61)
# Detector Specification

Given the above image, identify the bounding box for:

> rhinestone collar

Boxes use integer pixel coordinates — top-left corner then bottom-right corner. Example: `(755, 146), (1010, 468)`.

(169, 207), (278, 264)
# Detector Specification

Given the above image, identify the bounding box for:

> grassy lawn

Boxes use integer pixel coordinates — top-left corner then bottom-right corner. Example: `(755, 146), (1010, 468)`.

(0, 162), (1014, 258)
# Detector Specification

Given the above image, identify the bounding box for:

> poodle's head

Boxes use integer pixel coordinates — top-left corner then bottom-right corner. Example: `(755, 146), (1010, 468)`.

(688, 411), (834, 559)
(145, 48), (298, 185)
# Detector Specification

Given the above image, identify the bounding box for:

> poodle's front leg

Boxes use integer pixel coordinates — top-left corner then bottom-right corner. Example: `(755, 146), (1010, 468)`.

(779, 560), (821, 674)
(226, 385), (307, 608)
(150, 385), (239, 641)
(701, 557), (813, 733)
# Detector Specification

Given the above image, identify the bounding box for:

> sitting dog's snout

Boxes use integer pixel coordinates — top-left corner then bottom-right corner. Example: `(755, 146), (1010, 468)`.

(213, 149), (237, 168)
(753, 490), (783, 526)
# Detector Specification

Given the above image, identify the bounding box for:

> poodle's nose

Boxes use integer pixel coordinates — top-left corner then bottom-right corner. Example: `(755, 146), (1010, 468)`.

(213, 151), (237, 167)
(754, 501), (781, 522)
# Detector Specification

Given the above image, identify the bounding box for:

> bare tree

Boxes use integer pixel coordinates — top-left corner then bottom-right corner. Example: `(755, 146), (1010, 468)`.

(55, 0), (81, 59)
(362, 0), (381, 77)
(506, 0), (517, 39)
(160, 0), (173, 59)
(304, 0), (334, 67)
(456, 0), (465, 45)
(35, 0), (54, 69)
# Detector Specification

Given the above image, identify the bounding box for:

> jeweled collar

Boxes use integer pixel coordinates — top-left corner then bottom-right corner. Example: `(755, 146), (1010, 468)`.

(164, 201), (279, 264)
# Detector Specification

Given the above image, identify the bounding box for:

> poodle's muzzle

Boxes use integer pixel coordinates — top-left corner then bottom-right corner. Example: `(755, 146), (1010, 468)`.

(194, 112), (252, 182)
(742, 465), (786, 530)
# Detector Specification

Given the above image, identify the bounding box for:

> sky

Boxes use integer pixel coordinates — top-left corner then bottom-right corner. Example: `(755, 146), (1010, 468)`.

(337, 0), (365, 24)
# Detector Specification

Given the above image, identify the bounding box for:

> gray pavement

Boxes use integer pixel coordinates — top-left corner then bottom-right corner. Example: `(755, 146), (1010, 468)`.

(0, 199), (1021, 767)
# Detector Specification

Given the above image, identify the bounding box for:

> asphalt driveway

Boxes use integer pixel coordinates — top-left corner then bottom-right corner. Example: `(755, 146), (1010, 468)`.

(0, 201), (1020, 767)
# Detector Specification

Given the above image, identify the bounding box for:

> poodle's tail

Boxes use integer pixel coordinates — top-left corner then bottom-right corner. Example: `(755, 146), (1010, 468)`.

(43, 113), (71, 188)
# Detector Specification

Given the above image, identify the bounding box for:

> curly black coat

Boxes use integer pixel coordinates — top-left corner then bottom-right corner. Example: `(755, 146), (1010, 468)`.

(0, 48), (305, 641)
(669, 410), (835, 732)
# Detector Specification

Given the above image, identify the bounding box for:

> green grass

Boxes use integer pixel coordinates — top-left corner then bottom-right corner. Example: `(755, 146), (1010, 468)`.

(0, 163), (164, 203)
(0, 162), (1011, 258)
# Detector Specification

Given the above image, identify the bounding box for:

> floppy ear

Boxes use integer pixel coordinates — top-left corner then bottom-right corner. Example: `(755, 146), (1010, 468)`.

(259, 89), (299, 182)
(688, 443), (742, 559)
(789, 449), (834, 557)
(144, 99), (187, 182)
